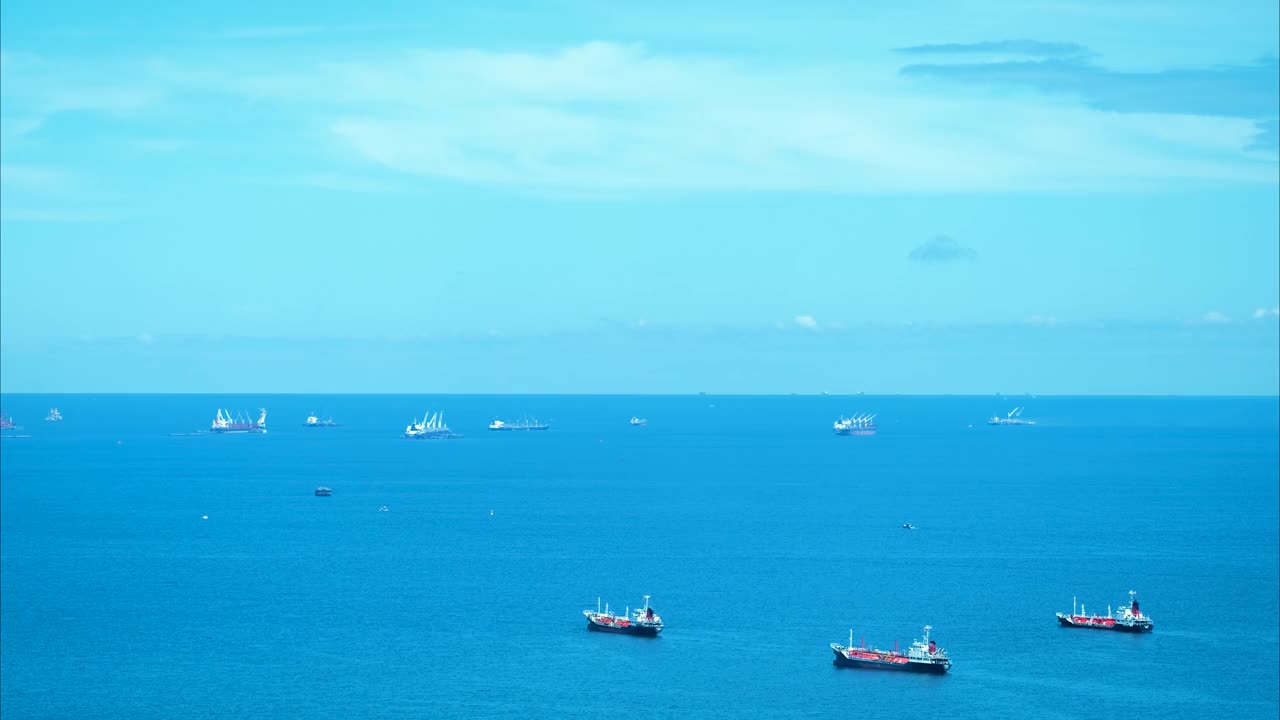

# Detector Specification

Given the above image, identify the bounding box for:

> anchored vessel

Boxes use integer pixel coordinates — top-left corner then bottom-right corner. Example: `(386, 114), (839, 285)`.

(488, 417), (550, 431)
(211, 408), (267, 434)
(403, 411), (460, 439)
(45, 408), (63, 422)
(1056, 591), (1153, 632)
(629, 416), (647, 426)
(314, 487), (332, 497)
(833, 413), (877, 435)
(584, 595), (663, 636)
(989, 407), (1035, 426)
(830, 626), (951, 674)
(304, 413), (339, 427)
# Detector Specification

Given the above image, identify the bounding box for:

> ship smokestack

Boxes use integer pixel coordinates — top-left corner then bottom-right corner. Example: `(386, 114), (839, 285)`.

(1132, 599), (1139, 615)
(928, 640), (936, 654)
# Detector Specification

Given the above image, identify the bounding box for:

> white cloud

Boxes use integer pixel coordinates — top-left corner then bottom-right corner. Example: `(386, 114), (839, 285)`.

(1255, 308), (1267, 318)
(292, 173), (400, 193)
(4, 43), (1277, 195)
(0, 164), (67, 191)
(794, 315), (819, 329)
(1202, 311), (1231, 324)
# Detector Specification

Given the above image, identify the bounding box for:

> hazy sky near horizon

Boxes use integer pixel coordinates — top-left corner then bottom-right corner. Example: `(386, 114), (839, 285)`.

(1, 0), (1277, 394)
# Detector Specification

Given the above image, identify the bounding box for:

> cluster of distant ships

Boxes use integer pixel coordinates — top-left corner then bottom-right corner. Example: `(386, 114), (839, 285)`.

(583, 589), (1151, 674)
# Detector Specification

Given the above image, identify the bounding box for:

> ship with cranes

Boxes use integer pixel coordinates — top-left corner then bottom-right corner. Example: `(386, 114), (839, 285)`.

(210, 408), (268, 434)
(830, 625), (951, 673)
(403, 411), (460, 439)
(989, 407), (1035, 425)
(583, 595), (663, 636)
(833, 413), (877, 435)
(0, 411), (20, 431)
(1056, 591), (1153, 633)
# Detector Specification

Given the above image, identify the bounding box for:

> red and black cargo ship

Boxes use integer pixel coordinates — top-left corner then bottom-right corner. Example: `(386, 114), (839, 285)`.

(1056, 590), (1153, 632)
(584, 595), (663, 636)
(830, 625), (951, 674)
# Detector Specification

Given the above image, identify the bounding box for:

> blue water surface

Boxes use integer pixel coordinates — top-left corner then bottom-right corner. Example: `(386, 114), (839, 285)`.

(2, 394), (1277, 719)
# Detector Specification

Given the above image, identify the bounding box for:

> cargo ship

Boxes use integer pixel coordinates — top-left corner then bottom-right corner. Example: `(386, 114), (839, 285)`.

(831, 625), (951, 673)
(303, 413), (339, 427)
(1056, 591), (1153, 632)
(584, 595), (663, 636)
(403, 411), (460, 439)
(45, 408), (63, 422)
(1, 412), (19, 431)
(211, 408), (268, 434)
(989, 407), (1035, 425)
(833, 413), (877, 435)
(488, 417), (550, 431)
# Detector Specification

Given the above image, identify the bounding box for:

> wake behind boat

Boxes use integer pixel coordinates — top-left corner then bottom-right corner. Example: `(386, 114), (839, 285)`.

(584, 595), (663, 636)
(831, 625), (950, 674)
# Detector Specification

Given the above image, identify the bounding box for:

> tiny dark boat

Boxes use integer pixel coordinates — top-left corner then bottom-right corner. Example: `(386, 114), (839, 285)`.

(584, 595), (663, 636)
(314, 487), (332, 497)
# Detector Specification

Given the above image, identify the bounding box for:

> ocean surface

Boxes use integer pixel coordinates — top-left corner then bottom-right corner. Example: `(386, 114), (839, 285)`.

(1, 394), (1277, 719)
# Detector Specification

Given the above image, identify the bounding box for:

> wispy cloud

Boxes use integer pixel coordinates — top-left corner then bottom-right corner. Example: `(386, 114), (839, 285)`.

(131, 138), (188, 152)
(1254, 307), (1280, 319)
(909, 235), (978, 263)
(291, 173), (401, 193)
(0, 164), (68, 191)
(794, 315), (819, 329)
(896, 40), (1090, 58)
(900, 50), (1280, 151)
(3, 43), (1276, 195)
(1202, 311), (1231, 324)
(219, 25), (326, 40)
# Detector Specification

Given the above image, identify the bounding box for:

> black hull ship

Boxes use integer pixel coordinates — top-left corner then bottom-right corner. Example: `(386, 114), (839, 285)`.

(584, 595), (663, 636)
(831, 625), (950, 674)
(1056, 591), (1153, 633)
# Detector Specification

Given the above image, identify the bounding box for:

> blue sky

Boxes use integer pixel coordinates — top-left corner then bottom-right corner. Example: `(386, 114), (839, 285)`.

(1, 0), (1277, 394)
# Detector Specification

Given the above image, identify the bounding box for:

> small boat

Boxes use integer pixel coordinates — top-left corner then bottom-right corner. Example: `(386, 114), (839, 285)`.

(303, 413), (339, 427)
(989, 407), (1035, 426)
(45, 408), (64, 422)
(314, 487), (332, 497)
(489, 417), (550, 431)
(584, 595), (663, 636)
(629, 416), (647, 427)
(1056, 591), (1153, 633)
(831, 625), (951, 674)
(378, 505), (390, 512)
(902, 523), (915, 530)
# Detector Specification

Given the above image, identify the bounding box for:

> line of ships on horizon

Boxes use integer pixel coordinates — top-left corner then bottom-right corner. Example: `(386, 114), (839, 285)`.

(585, 591), (1152, 674)
(2, 405), (1043, 439)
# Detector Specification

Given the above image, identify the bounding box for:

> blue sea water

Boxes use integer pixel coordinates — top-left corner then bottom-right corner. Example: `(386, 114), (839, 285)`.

(1, 394), (1277, 719)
